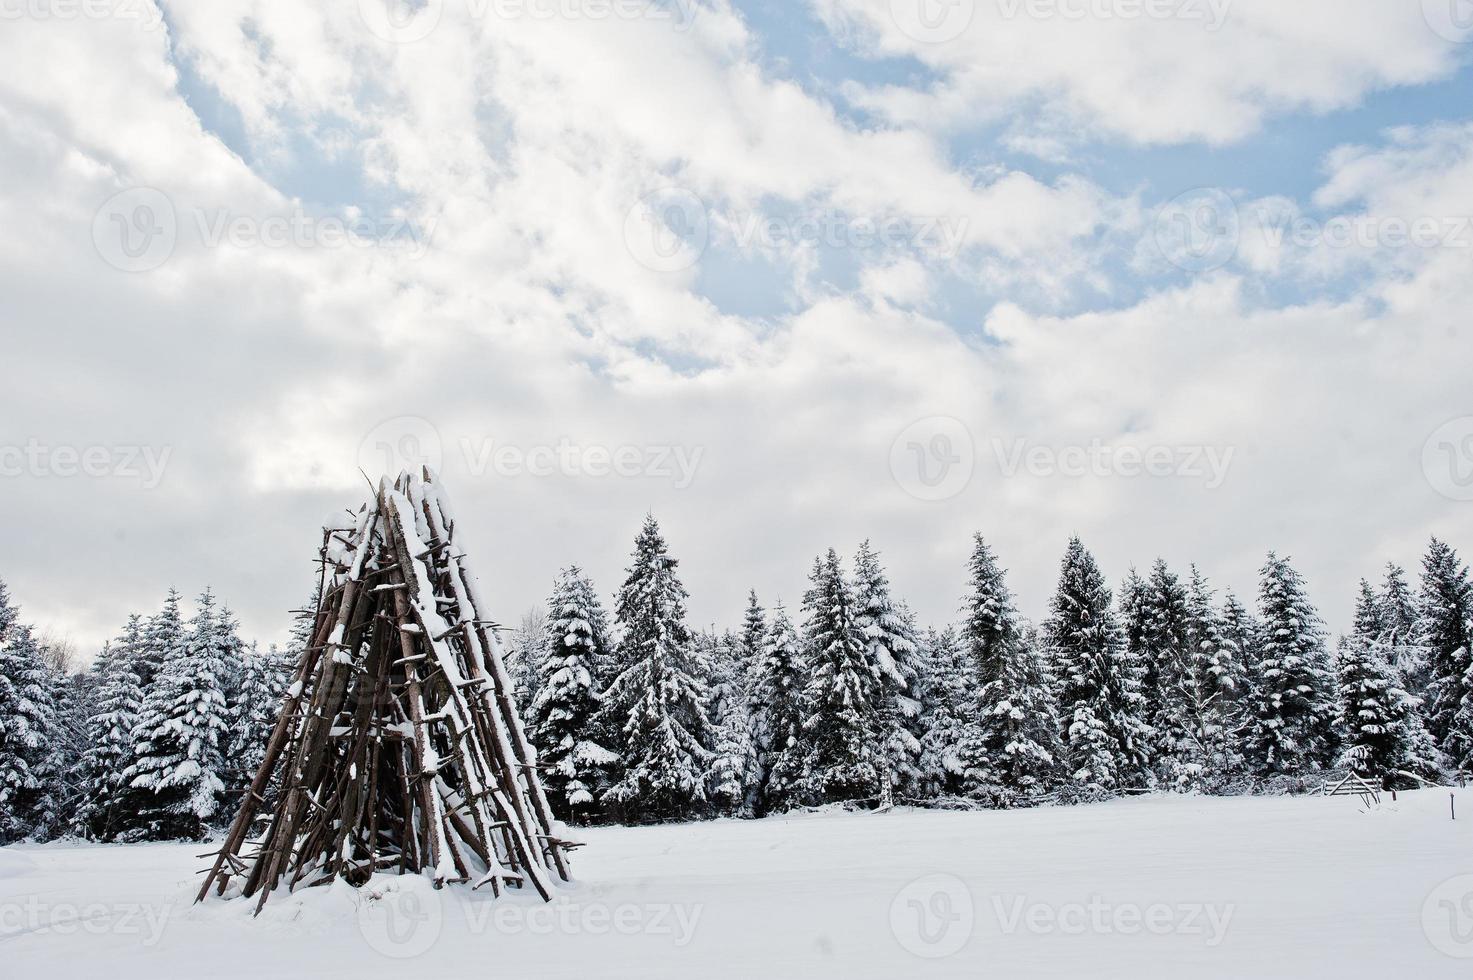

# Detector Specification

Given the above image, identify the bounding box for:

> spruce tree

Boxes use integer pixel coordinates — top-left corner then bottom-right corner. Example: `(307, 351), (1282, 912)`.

(1044, 537), (1152, 797)
(124, 590), (232, 839)
(917, 626), (983, 798)
(504, 608), (548, 723)
(1180, 568), (1247, 789)
(77, 635), (143, 840)
(601, 517), (713, 822)
(135, 589), (185, 689)
(1139, 560), (1193, 786)
(753, 603), (806, 812)
(530, 566), (617, 822)
(852, 541), (924, 805)
(799, 550), (883, 805)
(741, 590), (766, 666)
(705, 629), (760, 819)
(0, 622), (60, 843)
(1247, 554), (1336, 776)
(1417, 538), (1473, 762)
(1380, 563), (1428, 694)
(224, 641), (289, 814)
(962, 536), (1059, 803)
(1334, 636), (1445, 788)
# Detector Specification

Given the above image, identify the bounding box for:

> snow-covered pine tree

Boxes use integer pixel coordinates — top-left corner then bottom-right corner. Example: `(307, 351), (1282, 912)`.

(45, 665), (89, 838)
(601, 517), (713, 823)
(1334, 635), (1445, 788)
(224, 641), (289, 816)
(1179, 567), (1247, 790)
(704, 629), (760, 818)
(505, 607), (549, 723)
(753, 602), (806, 813)
(134, 588), (185, 689)
(1417, 538), (1473, 764)
(0, 621), (60, 843)
(1353, 579), (1385, 642)
(962, 535), (1059, 804)
(852, 541), (924, 806)
(1380, 563), (1429, 695)
(77, 634), (143, 840)
(530, 566), (617, 823)
(1246, 553), (1336, 777)
(1137, 560), (1194, 787)
(799, 549), (884, 806)
(741, 590), (766, 666)
(0, 578), (15, 643)
(1044, 537), (1152, 798)
(917, 626), (981, 799)
(124, 589), (232, 839)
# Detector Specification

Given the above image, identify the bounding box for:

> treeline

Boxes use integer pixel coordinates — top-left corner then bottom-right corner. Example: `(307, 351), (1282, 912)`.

(503, 523), (1472, 824)
(0, 584), (302, 843)
(1, 526), (1469, 841)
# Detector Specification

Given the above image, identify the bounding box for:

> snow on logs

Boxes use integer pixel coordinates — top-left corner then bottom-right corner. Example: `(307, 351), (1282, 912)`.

(197, 469), (573, 913)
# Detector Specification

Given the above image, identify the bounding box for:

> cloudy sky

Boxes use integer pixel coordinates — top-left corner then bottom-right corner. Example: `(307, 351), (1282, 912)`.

(2, 0), (1471, 656)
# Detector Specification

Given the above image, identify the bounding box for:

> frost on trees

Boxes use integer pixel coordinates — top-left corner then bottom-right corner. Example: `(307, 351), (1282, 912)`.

(198, 470), (574, 913)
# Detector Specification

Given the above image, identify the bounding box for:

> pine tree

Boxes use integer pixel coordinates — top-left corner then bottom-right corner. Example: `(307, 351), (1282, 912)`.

(704, 629), (760, 819)
(77, 634), (143, 840)
(1334, 636), (1445, 788)
(0, 622), (60, 843)
(1247, 554), (1336, 776)
(224, 641), (289, 815)
(530, 566), (617, 822)
(800, 550), (884, 806)
(852, 541), (924, 806)
(504, 607), (549, 723)
(1353, 579), (1386, 642)
(1418, 538), (1473, 763)
(45, 666), (89, 838)
(753, 602), (806, 812)
(1138, 560), (1193, 787)
(741, 590), (766, 666)
(1380, 563), (1429, 694)
(124, 589), (232, 839)
(135, 589), (185, 689)
(917, 626), (982, 798)
(962, 536), (1059, 803)
(0, 578), (15, 643)
(601, 517), (713, 822)
(1179, 568), (1247, 790)
(1044, 537), (1152, 797)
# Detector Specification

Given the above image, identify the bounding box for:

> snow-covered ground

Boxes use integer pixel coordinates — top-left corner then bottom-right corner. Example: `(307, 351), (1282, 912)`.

(3, 789), (1471, 978)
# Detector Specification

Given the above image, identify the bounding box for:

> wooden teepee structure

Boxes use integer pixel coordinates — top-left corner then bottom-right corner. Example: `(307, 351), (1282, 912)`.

(198, 469), (573, 912)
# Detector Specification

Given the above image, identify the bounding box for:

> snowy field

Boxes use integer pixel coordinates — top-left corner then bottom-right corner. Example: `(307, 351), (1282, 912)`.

(3, 789), (1471, 979)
